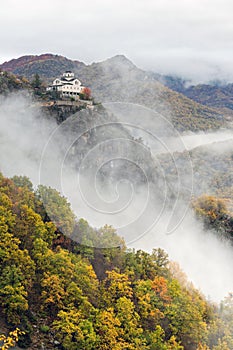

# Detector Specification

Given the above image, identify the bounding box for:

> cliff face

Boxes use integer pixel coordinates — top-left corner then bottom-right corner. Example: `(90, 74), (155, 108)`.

(41, 100), (90, 124)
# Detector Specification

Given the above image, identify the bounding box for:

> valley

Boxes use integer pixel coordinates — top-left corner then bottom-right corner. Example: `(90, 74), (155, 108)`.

(0, 54), (233, 350)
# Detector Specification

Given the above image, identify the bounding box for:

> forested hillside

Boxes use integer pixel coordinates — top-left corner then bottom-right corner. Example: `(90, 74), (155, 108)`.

(156, 73), (233, 118)
(0, 173), (233, 350)
(0, 54), (85, 80)
(0, 71), (30, 95)
(0, 54), (229, 132)
(1, 54), (233, 350)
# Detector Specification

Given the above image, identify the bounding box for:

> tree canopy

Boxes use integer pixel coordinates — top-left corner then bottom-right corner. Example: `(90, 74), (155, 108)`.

(0, 173), (232, 349)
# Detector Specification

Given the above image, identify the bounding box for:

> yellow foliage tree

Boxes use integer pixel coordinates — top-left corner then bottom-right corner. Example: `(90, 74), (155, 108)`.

(0, 328), (24, 350)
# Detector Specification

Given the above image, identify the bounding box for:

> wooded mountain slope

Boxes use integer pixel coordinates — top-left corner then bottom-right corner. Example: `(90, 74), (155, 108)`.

(0, 54), (228, 132)
(0, 174), (233, 349)
(156, 73), (233, 116)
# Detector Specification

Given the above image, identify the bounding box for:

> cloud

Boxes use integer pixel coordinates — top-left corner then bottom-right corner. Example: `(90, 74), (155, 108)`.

(0, 93), (232, 301)
(1, 0), (233, 81)
(133, 211), (233, 302)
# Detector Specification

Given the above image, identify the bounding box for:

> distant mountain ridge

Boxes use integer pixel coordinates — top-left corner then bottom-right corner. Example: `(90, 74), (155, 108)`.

(1, 53), (232, 132)
(155, 73), (233, 112)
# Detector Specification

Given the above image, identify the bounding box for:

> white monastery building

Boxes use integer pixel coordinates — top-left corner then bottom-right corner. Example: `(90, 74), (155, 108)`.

(47, 71), (86, 100)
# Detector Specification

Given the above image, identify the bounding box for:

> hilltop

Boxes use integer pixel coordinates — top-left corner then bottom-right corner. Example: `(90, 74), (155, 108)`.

(0, 54), (85, 79)
(0, 54), (230, 132)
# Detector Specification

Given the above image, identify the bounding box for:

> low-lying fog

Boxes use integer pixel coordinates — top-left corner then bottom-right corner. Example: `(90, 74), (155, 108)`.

(0, 93), (233, 302)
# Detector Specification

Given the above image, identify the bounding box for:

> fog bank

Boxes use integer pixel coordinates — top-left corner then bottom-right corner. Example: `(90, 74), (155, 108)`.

(0, 93), (232, 301)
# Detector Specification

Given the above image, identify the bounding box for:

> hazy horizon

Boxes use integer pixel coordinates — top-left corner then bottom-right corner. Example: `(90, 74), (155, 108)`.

(1, 51), (233, 86)
(2, 0), (233, 84)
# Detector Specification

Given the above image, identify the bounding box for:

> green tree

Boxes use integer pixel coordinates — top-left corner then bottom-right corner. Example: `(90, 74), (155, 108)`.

(31, 73), (44, 96)
(53, 309), (97, 350)
(36, 185), (76, 236)
(146, 326), (183, 350)
(0, 284), (28, 325)
(165, 279), (208, 350)
(123, 248), (169, 281)
(115, 296), (147, 349)
(95, 308), (122, 350)
(11, 175), (34, 192)
(14, 204), (56, 250)
(100, 270), (133, 308)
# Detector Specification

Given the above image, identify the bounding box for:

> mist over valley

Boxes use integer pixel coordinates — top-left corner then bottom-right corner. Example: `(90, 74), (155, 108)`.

(0, 54), (233, 349)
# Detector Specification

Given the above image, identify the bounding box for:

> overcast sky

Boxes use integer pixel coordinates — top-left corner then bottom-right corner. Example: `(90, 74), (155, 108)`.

(1, 0), (233, 82)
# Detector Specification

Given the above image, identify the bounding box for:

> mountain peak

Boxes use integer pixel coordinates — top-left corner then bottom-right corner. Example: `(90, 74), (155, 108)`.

(101, 54), (137, 69)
